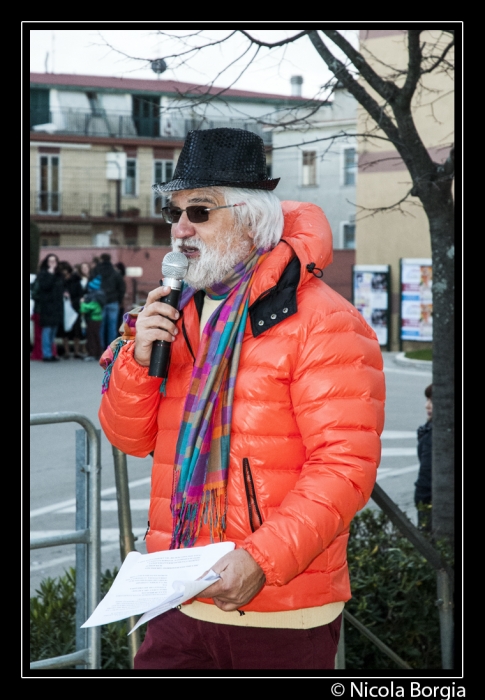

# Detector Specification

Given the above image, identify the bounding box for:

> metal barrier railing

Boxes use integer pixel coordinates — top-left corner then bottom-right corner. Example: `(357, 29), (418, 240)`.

(111, 446), (141, 667)
(30, 416), (453, 671)
(30, 412), (102, 670)
(335, 482), (454, 670)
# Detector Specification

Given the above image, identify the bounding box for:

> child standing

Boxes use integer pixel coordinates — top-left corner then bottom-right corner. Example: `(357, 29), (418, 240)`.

(80, 284), (104, 361)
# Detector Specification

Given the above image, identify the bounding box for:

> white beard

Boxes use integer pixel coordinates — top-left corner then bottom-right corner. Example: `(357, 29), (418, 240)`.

(172, 234), (252, 290)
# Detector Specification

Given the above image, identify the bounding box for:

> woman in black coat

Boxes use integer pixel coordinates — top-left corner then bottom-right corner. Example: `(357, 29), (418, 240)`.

(59, 261), (85, 358)
(36, 253), (64, 362)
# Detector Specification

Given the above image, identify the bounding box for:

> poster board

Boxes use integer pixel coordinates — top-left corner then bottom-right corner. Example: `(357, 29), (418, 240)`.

(352, 265), (390, 349)
(400, 258), (433, 342)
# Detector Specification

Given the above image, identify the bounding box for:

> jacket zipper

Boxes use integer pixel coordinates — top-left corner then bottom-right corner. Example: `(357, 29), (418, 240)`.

(243, 458), (263, 532)
(181, 314), (196, 363)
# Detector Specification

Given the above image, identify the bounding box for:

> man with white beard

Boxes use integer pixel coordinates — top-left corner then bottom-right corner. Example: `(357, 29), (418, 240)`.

(98, 128), (385, 671)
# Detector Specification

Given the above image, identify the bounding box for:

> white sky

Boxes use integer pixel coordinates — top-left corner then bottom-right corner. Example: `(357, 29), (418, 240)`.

(27, 26), (360, 100)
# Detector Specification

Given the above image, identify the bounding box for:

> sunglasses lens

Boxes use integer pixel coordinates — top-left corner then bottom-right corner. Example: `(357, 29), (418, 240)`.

(161, 208), (180, 223)
(161, 206), (210, 224)
(186, 206), (209, 223)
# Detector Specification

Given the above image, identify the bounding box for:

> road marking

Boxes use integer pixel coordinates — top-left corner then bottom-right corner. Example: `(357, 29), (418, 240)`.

(30, 528), (148, 572)
(377, 464), (419, 480)
(381, 448), (417, 456)
(56, 499), (150, 513)
(30, 477), (151, 518)
(384, 367), (432, 376)
(381, 431), (416, 439)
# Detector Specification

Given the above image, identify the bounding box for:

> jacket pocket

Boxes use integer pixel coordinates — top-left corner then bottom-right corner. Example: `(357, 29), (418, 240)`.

(243, 458), (263, 532)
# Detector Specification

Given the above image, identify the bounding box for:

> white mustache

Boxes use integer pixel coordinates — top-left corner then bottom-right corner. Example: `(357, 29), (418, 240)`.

(173, 239), (204, 252)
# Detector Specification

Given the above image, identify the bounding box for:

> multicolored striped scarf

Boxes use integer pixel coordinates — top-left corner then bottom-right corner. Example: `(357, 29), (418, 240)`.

(170, 246), (268, 549)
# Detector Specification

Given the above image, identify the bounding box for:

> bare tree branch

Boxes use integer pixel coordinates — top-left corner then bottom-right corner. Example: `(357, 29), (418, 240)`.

(353, 188), (422, 222)
(421, 35), (455, 75)
(237, 30), (309, 48)
(400, 30), (422, 107)
(307, 31), (401, 146)
(320, 30), (400, 104)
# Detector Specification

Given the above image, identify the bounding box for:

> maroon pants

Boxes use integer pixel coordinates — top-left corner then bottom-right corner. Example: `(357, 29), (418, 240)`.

(85, 319), (102, 360)
(134, 608), (342, 671)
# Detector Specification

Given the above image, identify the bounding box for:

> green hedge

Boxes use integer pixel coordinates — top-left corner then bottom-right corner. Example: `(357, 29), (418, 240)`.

(344, 508), (447, 669)
(30, 567), (146, 669)
(30, 508), (450, 670)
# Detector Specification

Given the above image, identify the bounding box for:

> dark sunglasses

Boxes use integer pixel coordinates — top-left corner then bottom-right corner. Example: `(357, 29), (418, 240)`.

(161, 202), (246, 224)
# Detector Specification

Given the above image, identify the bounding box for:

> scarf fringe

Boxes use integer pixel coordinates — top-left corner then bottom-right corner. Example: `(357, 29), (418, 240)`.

(170, 487), (226, 549)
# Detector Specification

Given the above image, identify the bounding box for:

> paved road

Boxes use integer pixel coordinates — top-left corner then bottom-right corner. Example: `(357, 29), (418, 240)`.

(29, 351), (432, 598)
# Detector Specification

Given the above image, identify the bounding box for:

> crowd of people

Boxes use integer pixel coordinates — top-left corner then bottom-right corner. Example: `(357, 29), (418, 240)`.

(30, 253), (126, 363)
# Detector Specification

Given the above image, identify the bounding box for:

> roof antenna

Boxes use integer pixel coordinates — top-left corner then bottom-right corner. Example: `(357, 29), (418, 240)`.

(45, 51), (49, 73)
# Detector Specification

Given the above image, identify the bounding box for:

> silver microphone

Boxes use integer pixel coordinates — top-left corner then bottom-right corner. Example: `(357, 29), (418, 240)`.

(148, 252), (189, 378)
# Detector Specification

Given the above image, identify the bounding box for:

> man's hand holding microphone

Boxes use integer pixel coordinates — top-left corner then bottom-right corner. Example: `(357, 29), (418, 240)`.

(134, 252), (188, 373)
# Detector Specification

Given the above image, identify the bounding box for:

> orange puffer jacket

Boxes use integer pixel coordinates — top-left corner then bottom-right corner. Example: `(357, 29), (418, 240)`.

(99, 201), (385, 613)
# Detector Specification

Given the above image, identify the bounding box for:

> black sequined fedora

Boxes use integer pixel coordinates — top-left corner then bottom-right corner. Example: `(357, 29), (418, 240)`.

(153, 127), (280, 192)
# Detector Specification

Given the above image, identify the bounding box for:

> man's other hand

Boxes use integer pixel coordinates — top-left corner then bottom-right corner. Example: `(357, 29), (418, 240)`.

(201, 548), (266, 612)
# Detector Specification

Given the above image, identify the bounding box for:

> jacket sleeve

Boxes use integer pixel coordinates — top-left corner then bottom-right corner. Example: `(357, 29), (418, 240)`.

(98, 341), (163, 457)
(242, 307), (386, 586)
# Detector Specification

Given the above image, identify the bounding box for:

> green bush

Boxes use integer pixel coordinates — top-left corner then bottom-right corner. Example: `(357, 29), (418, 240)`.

(30, 567), (146, 670)
(345, 509), (448, 669)
(30, 510), (451, 670)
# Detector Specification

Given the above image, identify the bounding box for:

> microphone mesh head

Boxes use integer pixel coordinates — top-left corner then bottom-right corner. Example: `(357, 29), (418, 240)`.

(162, 251), (189, 280)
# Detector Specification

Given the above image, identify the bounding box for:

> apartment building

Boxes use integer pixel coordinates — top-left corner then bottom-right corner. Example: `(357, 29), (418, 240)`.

(30, 72), (318, 248)
(355, 29), (454, 350)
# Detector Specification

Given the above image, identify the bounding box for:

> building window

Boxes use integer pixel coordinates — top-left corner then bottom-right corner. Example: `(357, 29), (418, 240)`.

(38, 155), (60, 214)
(343, 147), (357, 186)
(343, 222), (356, 249)
(125, 158), (137, 196)
(302, 151), (317, 186)
(153, 224), (171, 246)
(124, 224), (138, 246)
(40, 232), (60, 246)
(153, 160), (174, 215)
(30, 88), (50, 128)
(133, 95), (160, 137)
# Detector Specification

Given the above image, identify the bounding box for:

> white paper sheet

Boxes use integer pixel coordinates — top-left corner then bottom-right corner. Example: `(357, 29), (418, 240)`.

(81, 541), (235, 635)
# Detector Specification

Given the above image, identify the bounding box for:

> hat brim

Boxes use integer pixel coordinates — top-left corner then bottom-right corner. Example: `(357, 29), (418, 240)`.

(154, 177), (280, 193)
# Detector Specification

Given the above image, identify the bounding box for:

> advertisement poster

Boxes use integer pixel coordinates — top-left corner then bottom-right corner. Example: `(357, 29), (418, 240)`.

(400, 258), (433, 341)
(352, 265), (390, 348)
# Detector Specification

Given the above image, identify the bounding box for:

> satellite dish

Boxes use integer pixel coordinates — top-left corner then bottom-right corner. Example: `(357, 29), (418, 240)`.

(151, 59), (167, 75)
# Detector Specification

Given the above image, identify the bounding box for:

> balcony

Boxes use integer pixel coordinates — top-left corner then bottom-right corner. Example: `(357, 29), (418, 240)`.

(30, 107), (273, 144)
(30, 191), (169, 220)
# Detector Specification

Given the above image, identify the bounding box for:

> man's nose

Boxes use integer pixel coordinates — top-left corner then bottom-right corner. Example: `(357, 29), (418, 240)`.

(172, 212), (195, 239)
